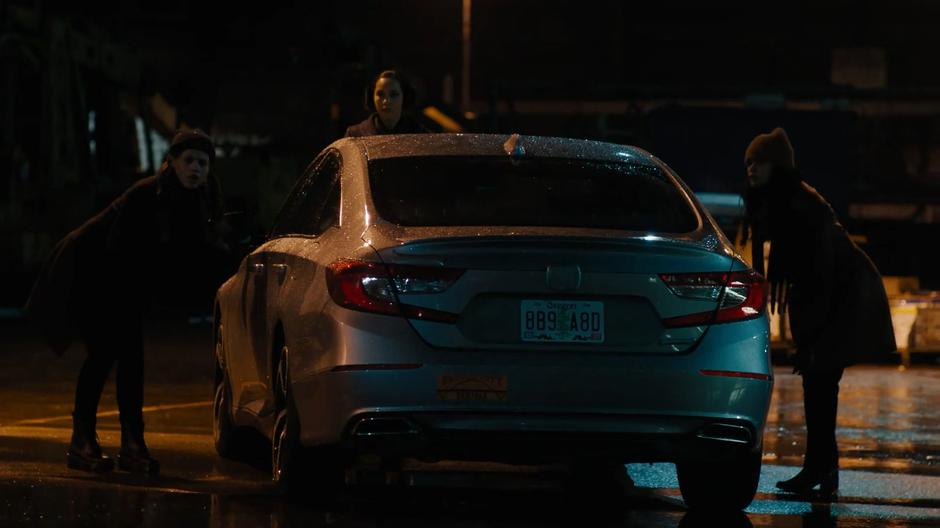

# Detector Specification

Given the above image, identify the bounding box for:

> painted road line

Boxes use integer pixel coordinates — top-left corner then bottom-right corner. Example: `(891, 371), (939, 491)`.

(12, 400), (213, 425)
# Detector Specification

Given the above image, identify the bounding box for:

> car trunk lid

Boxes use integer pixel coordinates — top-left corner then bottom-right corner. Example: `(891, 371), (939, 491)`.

(365, 231), (750, 354)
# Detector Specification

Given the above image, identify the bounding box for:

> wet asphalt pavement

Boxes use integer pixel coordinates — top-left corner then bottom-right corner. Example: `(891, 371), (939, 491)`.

(3, 317), (940, 526)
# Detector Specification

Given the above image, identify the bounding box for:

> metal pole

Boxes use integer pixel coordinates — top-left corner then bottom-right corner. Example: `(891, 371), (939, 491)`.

(461, 0), (471, 113)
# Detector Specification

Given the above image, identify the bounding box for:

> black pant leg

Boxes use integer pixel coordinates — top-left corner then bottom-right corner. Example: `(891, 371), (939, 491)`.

(801, 368), (844, 471)
(74, 311), (144, 427)
(74, 312), (131, 423)
(115, 323), (145, 426)
(73, 340), (117, 423)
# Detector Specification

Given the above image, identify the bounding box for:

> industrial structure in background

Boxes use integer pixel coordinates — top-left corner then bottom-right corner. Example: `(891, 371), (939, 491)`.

(3, 1), (940, 350)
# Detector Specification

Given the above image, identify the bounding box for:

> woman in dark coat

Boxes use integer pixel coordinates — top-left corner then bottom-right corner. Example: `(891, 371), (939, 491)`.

(742, 128), (896, 496)
(25, 129), (226, 475)
(344, 70), (428, 137)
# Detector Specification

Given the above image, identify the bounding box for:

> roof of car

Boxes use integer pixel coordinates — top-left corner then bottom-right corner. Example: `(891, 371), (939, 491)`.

(342, 133), (659, 166)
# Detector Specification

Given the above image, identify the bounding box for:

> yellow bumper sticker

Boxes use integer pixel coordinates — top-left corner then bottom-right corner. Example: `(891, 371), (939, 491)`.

(437, 375), (508, 401)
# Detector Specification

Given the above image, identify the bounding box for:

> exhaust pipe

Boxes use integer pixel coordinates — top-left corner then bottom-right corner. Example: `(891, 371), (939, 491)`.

(351, 417), (421, 437)
(696, 423), (752, 445)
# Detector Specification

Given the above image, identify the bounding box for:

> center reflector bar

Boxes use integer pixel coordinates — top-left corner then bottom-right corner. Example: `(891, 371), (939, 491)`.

(700, 369), (771, 381)
(332, 364), (423, 372)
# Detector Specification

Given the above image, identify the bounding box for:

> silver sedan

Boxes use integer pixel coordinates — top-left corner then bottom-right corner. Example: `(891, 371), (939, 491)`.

(212, 133), (772, 510)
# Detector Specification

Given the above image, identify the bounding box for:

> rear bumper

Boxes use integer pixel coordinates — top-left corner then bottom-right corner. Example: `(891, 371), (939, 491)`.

(342, 411), (760, 464)
(290, 314), (772, 464)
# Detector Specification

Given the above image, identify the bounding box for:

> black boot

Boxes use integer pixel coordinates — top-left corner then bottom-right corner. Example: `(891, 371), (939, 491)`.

(117, 420), (160, 475)
(67, 413), (114, 472)
(776, 466), (839, 496)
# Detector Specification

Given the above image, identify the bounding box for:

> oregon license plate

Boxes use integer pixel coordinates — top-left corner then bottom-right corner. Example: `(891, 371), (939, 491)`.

(520, 300), (604, 343)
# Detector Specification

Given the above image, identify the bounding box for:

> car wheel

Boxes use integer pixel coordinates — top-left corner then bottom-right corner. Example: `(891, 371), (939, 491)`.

(213, 324), (251, 459)
(272, 346), (300, 489)
(270, 344), (346, 499)
(677, 449), (762, 511)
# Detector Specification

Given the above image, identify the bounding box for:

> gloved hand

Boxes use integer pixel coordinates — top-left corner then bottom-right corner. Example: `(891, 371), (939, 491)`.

(792, 347), (813, 375)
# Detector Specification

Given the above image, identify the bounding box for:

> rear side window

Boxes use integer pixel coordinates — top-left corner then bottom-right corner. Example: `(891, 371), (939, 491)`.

(271, 151), (341, 237)
(368, 157), (699, 233)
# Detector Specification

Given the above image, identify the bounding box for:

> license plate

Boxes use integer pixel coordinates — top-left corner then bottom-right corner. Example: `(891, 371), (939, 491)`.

(520, 300), (604, 343)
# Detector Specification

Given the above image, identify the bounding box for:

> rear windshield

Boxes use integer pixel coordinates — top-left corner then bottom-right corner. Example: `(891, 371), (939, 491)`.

(368, 156), (699, 233)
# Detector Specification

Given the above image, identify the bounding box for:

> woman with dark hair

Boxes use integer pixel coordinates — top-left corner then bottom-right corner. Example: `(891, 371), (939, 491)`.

(344, 70), (428, 137)
(741, 128), (895, 497)
(25, 129), (228, 476)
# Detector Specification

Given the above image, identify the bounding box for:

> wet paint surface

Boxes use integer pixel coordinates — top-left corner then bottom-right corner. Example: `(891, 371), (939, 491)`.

(2, 320), (940, 526)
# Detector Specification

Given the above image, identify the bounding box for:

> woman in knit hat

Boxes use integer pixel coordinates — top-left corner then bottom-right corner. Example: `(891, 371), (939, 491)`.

(741, 128), (895, 497)
(25, 128), (228, 476)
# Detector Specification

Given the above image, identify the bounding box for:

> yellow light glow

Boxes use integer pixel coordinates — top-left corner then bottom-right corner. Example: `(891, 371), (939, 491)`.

(422, 106), (463, 132)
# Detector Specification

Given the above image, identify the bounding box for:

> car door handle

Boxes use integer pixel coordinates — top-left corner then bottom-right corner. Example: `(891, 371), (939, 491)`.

(272, 263), (289, 283)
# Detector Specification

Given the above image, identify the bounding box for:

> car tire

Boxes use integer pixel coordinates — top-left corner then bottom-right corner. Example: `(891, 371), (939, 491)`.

(270, 345), (346, 499)
(677, 449), (762, 511)
(213, 325), (252, 459)
(272, 346), (301, 491)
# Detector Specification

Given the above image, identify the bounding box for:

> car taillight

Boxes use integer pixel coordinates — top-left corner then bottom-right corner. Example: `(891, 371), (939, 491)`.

(659, 270), (766, 328)
(325, 260), (463, 323)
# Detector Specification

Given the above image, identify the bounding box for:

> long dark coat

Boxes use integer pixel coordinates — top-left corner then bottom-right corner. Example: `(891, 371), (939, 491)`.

(755, 177), (896, 371)
(24, 168), (226, 356)
(344, 113), (428, 137)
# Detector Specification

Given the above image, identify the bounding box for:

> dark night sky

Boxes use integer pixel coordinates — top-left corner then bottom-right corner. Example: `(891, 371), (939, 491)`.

(33, 1), (940, 103)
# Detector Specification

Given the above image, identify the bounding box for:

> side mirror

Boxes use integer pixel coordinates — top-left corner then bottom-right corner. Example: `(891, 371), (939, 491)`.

(245, 231), (268, 251)
(222, 210), (266, 254)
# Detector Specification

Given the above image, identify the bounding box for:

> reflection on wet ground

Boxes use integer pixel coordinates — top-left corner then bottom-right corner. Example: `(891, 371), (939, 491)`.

(5, 466), (940, 527)
(0, 478), (709, 527)
(633, 462), (940, 523)
(766, 365), (940, 476)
